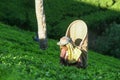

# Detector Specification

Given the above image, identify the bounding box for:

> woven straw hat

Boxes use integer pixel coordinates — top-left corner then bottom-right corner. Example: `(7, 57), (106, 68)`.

(57, 36), (70, 46)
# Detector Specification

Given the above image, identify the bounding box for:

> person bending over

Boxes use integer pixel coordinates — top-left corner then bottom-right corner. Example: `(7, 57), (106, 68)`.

(57, 36), (84, 68)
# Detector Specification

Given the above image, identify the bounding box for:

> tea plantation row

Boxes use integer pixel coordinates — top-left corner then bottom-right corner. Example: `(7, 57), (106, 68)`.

(0, 0), (120, 35)
(0, 23), (120, 80)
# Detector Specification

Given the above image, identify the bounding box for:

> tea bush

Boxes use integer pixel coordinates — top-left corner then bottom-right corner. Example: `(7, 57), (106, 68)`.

(0, 0), (36, 31)
(0, 22), (120, 80)
(0, 0), (120, 34)
(0, 0), (120, 58)
(94, 23), (120, 58)
(81, 10), (120, 34)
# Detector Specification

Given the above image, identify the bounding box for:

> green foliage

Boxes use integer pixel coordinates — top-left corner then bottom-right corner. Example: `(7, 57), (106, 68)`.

(0, 22), (120, 80)
(0, 0), (120, 58)
(0, 0), (120, 36)
(44, 0), (120, 38)
(98, 0), (113, 8)
(93, 23), (120, 58)
(81, 10), (120, 33)
(0, 0), (37, 31)
(47, 17), (78, 39)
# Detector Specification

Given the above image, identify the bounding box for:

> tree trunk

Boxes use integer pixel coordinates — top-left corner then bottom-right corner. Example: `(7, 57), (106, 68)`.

(35, 0), (47, 50)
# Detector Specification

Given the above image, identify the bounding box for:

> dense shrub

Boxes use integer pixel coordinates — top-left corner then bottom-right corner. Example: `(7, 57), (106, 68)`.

(0, 0), (120, 33)
(93, 23), (120, 58)
(44, 0), (120, 38)
(0, 0), (37, 31)
(81, 10), (120, 34)
(0, 23), (120, 80)
(47, 17), (78, 39)
(0, 0), (120, 58)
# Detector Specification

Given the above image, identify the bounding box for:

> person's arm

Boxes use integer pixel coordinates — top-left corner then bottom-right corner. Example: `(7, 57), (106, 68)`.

(64, 52), (68, 60)
(60, 48), (67, 59)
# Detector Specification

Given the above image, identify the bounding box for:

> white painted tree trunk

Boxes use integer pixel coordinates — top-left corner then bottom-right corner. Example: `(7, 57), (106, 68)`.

(35, 0), (47, 49)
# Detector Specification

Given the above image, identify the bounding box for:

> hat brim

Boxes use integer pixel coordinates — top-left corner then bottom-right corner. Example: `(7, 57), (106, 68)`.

(57, 42), (61, 45)
(57, 42), (68, 46)
(57, 42), (64, 45)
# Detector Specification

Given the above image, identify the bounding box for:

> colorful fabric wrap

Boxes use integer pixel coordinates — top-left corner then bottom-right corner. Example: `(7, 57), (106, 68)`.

(66, 43), (82, 63)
